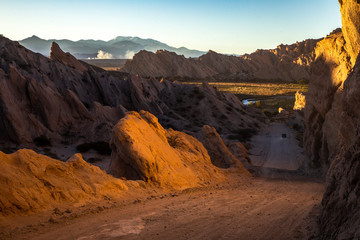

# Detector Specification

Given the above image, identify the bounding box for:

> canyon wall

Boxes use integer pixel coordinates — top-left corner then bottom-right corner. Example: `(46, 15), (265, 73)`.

(304, 0), (360, 238)
(121, 39), (320, 82)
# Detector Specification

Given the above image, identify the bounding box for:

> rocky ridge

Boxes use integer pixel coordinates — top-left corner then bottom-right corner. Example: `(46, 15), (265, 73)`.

(121, 38), (321, 82)
(0, 37), (265, 147)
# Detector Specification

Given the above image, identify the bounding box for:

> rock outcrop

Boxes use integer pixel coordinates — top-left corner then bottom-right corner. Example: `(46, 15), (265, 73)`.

(109, 111), (225, 190)
(121, 39), (320, 82)
(293, 91), (306, 111)
(339, 0), (360, 63)
(50, 42), (88, 72)
(197, 125), (249, 171)
(0, 36), (265, 147)
(303, 29), (352, 169)
(304, 0), (360, 238)
(0, 149), (128, 216)
(320, 55), (360, 239)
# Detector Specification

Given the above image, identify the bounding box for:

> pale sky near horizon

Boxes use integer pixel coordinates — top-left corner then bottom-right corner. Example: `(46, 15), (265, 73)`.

(0, 0), (341, 55)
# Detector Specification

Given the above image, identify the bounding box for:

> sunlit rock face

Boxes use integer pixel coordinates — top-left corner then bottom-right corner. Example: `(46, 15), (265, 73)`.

(0, 149), (128, 216)
(304, 0), (360, 238)
(339, 0), (360, 63)
(109, 111), (225, 190)
(303, 30), (352, 170)
(122, 39), (320, 82)
(293, 91), (306, 111)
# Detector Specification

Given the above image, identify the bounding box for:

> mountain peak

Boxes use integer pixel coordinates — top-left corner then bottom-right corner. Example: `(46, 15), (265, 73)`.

(28, 35), (42, 40)
(19, 35), (205, 59)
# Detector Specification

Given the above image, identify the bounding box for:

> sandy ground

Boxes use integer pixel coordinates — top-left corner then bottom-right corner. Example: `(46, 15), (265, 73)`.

(1, 173), (323, 240)
(0, 122), (324, 240)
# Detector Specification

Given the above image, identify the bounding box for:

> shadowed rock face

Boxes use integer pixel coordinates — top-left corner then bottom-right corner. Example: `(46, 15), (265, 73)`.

(109, 111), (225, 190)
(196, 125), (250, 171)
(50, 42), (87, 72)
(320, 54), (360, 240)
(0, 37), (265, 147)
(121, 39), (320, 82)
(304, 0), (360, 238)
(0, 37), (129, 144)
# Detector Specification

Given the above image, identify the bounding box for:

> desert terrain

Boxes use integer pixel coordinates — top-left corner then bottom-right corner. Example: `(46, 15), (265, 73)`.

(1, 0), (360, 239)
(1, 123), (324, 240)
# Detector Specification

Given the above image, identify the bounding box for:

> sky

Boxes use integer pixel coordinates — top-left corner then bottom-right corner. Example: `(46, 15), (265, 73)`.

(0, 0), (341, 55)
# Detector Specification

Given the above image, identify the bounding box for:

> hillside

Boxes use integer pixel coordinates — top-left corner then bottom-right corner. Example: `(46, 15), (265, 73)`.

(0, 36), (264, 147)
(121, 37), (322, 82)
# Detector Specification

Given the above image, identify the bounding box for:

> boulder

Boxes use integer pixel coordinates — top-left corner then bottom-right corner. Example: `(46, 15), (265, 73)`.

(109, 111), (224, 190)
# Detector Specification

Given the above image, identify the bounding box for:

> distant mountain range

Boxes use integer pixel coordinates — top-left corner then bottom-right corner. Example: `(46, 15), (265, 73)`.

(19, 35), (205, 59)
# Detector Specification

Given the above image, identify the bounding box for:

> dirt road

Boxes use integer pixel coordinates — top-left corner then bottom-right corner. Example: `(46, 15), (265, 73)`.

(249, 122), (304, 171)
(3, 173), (323, 240)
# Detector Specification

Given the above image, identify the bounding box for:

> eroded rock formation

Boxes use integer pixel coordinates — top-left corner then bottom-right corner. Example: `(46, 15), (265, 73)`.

(0, 37), (265, 147)
(304, 29), (352, 169)
(293, 91), (306, 111)
(320, 55), (360, 239)
(109, 111), (225, 190)
(197, 125), (249, 171)
(49, 42), (88, 72)
(121, 39), (320, 82)
(304, 0), (360, 238)
(0, 149), (129, 216)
